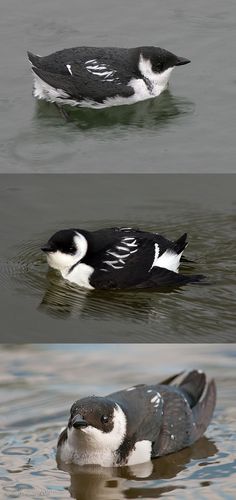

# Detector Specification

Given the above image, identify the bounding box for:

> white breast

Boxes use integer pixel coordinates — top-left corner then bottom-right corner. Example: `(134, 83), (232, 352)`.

(64, 263), (95, 289)
(58, 405), (127, 467)
(127, 440), (152, 466)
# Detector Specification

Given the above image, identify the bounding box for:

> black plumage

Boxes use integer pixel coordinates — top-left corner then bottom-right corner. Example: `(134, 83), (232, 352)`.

(27, 46), (190, 106)
(42, 227), (204, 289)
(57, 370), (216, 466)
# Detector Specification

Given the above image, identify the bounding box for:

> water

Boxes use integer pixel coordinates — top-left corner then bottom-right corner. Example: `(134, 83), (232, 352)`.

(0, 174), (235, 342)
(1, 0), (236, 173)
(0, 344), (236, 499)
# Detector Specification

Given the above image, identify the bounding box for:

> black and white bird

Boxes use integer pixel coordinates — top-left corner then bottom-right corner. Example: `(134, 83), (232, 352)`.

(27, 46), (190, 109)
(41, 227), (204, 290)
(56, 370), (216, 467)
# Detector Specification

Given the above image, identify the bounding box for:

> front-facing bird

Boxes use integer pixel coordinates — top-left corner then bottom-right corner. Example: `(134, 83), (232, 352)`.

(56, 371), (216, 467)
(41, 227), (204, 290)
(27, 46), (190, 109)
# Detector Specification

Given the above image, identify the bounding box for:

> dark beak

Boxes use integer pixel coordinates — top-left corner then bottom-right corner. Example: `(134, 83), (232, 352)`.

(41, 245), (52, 253)
(175, 56), (191, 66)
(72, 415), (88, 429)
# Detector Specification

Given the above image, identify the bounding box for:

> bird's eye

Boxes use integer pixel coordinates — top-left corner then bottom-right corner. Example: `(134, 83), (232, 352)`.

(69, 246), (74, 253)
(101, 415), (109, 424)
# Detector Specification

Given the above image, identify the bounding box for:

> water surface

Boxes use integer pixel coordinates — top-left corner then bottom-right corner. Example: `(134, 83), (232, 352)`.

(0, 344), (236, 498)
(0, 175), (235, 342)
(1, 0), (236, 172)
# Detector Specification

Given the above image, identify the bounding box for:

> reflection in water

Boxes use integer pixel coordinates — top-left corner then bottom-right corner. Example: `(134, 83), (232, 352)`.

(35, 90), (193, 132)
(39, 268), (187, 321)
(60, 438), (218, 500)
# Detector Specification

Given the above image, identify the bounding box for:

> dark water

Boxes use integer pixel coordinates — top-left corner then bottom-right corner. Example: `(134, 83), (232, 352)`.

(0, 175), (235, 342)
(0, 344), (236, 499)
(1, 0), (236, 173)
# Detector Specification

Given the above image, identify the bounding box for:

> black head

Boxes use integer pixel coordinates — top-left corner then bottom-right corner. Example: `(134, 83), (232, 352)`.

(68, 396), (118, 433)
(41, 229), (79, 255)
(41, 229), (89, 272)
(139, 46), (190, 73)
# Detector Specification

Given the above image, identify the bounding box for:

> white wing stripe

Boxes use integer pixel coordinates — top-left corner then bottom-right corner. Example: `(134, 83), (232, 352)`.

(125, 241), (137, 247)
(103, 261), (124, 269)
(66, 64), (72, 75)
(107, 251), (130, 259)
(116, 246), (129, 251)
(87, 70), (114, 77)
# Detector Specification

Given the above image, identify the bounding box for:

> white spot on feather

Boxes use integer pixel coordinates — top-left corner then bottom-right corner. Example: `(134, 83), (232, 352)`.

(151, 393), (161, 404)
(66, 64), (72, 75)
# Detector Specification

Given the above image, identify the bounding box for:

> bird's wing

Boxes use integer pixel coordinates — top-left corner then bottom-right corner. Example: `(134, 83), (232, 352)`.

(89, 234), (156, 288)
(151, 387), (195, 457)
(31, 61), (134, 102)
(107, 385), (164, 464)
(152, 370), (216, 457)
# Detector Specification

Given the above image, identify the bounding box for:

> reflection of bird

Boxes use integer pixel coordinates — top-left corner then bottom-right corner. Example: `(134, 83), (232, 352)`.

(41, 227), (204, 290)
(57, 370), (216, 467)
(35, 89), (192, 130)
(27, 46), (190, 109)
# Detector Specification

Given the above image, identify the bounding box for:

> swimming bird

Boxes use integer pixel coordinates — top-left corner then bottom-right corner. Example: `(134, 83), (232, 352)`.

(27, 46), (190, 109)
(56, 370), (216, 467)
(41, 227), (204, 290)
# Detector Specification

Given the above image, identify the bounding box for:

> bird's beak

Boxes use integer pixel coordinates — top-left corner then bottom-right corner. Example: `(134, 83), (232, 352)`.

(175, 56), (191, 66)
(72, 415), (88, 429)
(41, 245), (53, 253)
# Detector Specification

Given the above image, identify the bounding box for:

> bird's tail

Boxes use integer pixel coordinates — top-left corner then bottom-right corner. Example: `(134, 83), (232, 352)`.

(173, 232), (188, 254)
(27, 51), (41, 67)
(191, 379), (216, 441)
(146, 267), (206, 287)
(177, 370), (216, 442)
(179, 370), (206, 407)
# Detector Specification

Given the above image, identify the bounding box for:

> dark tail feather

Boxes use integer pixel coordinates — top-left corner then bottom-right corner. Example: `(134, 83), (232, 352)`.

(138, 268), (206, 289)
(30, 66), (75, 96)
(159, 371), (184, 386)
(179, 370), (206, 407)
(181, 256), (195, 264)
(191, 379), (216, 442)
(27, 51), (42, 67)
(173, 233), (188, 254)
(155, 268), (205, 286)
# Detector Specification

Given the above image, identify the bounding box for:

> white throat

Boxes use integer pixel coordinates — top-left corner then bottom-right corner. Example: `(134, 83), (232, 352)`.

(138, 54), (174, 96)
(58, 404), (127, 467)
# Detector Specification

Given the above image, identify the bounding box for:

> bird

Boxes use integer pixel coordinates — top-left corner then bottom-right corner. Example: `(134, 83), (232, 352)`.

(41, 227), (204, 290)
(27, 45), (190, 109)
(56, 370), (216, 467)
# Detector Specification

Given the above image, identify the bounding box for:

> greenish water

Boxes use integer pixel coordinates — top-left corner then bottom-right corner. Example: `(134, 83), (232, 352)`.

(0, 175), (235, 342)
(0, 344), (236, 499)
(1, 0), (236, 173)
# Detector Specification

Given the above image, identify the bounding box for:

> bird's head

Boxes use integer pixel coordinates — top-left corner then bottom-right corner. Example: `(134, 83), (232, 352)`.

(41, 229), (88, 272)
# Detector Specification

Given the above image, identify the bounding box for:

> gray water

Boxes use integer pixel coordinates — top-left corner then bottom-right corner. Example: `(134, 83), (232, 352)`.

(1, 0), (236, 173)
(0, 344), (236, 499)
(0, 174), (235, 342)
